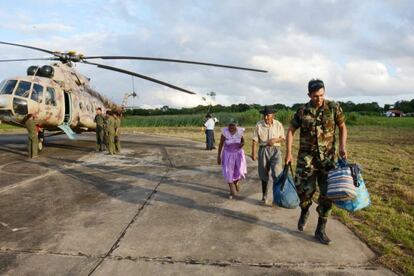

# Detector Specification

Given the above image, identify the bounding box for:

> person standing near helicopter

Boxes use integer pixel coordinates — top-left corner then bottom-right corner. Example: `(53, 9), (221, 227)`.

(94, 108), (105, 152)
(23, 114), (40, 158)
(114, 111), (122, 154)
(105, 110), (116, 155)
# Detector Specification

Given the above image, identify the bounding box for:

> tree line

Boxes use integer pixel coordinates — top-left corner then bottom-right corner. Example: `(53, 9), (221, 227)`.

(124, 99), (414, 116)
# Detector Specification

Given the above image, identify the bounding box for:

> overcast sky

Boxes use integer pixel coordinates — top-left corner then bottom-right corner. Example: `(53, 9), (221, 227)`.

(0, 0), (413, 108)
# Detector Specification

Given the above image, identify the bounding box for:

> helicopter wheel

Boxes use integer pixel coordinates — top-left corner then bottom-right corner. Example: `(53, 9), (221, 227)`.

(38, 131), (45, 151)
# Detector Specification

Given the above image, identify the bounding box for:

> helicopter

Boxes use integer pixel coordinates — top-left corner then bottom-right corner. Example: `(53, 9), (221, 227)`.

(0, 41), (267, 150)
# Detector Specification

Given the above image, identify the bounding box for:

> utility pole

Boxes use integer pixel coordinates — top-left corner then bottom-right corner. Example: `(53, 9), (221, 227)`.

(206, 91), (216, 113)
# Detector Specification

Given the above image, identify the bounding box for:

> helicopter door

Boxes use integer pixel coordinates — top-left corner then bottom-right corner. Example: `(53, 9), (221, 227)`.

(63, 91), (71, 123)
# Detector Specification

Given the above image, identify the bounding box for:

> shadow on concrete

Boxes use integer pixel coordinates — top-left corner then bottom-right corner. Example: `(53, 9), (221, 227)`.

(37, 154), (316, 244)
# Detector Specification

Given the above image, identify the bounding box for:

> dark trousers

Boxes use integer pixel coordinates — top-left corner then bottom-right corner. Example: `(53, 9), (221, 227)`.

(96, 127), (104, 151)
(205, 129), (214, 150)
(28, 136), (38, 158)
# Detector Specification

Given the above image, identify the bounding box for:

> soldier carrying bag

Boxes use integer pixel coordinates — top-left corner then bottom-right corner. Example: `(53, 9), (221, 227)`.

(326, 158), (358, 201)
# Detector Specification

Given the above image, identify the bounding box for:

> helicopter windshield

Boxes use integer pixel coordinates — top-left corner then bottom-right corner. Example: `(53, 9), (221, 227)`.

(0, 79), (17, 95)
(31, 84), (44, 103)
(15, 81), (32, 98)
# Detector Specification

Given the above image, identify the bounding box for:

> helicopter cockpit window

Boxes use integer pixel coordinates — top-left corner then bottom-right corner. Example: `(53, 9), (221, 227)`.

(0, 80), (5, 92)
(45, 87), (57, 106)
(31, 84), (44, 103)
(15, 81), (32, 98)
(0, 80), (18, 95)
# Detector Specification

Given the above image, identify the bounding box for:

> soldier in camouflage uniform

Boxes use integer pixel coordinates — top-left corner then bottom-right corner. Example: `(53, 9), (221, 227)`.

(94, 108), (105, 151)
(285, 79), (347, 245)
(24, 114), (40, 158)
(114, 111), (122, 154)
(105, 110), (116, 155)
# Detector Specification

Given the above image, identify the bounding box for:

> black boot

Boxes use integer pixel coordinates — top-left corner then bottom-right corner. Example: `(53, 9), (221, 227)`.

(315, 217), (331, 245)
(297, 208), (310, 231)
(261, 181), (268, 202)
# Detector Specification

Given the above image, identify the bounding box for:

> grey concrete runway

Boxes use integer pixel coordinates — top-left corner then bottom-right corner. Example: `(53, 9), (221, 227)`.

(0, 132), (394, 275)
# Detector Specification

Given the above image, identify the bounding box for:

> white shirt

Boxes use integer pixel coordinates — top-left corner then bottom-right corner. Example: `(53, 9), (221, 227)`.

(204, 118), (215, 130)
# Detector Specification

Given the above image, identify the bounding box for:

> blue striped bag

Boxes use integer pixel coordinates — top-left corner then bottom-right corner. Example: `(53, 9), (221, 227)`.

(334, 170), (371, 212)
(326, 159), (357, 201)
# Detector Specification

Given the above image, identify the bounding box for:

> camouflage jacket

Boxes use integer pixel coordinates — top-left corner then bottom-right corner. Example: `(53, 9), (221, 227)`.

(25, 119), (40, 138)
(105, 116), (116, 135)
(290, 100), (345, 162)
(94, 114), (105, 127)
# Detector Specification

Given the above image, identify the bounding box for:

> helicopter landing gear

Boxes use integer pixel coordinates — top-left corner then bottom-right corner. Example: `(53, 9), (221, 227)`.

(38, 130), (45, 151)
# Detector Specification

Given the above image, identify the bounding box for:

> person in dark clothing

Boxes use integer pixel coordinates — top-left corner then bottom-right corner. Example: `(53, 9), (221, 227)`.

(23, 114), (40, 158)
(94, 108), (105, 151)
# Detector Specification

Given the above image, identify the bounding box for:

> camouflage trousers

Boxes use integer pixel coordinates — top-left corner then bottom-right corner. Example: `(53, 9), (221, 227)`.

(295, 154), (335, 219)
(27, 136), (38, 158)
(115, 135), (121, 153)
(96, 127), (104, 151)
(107, 132), (115, 155)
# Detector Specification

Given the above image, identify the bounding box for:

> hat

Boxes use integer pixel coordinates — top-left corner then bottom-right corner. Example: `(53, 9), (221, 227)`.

(260, 106), (274, 115)
(308, 79), (325, 93)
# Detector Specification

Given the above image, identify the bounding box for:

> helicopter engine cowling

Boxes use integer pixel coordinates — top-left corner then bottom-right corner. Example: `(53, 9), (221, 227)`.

(27, 65), (40, 76)
(38, 65), (54, 78)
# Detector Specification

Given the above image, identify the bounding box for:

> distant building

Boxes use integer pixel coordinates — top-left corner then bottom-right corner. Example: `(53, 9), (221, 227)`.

(385, 109), (404, 117)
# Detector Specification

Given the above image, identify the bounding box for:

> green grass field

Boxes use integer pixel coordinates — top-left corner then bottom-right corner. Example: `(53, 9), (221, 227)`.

(124, 119), (414, 275)
(0, 123), (19, 132)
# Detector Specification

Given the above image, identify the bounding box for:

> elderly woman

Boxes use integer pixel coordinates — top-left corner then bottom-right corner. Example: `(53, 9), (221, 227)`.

(217, 120), (247, 199)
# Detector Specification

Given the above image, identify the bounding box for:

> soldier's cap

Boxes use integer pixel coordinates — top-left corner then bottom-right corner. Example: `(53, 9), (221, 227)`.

(308, 79), (325, 93)
(260, 106), (275, 115)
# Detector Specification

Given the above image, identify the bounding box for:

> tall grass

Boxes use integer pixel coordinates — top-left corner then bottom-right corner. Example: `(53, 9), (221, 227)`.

(346, 112), (414, 127)
(123, 109), (295, 127)
(123, 110), (414, 128)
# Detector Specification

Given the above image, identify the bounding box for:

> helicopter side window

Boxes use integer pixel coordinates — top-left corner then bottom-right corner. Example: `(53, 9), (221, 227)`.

(15, 81), (32, 98)
(31, 84), (44, 103)
(0, 80), (5, 92)
(45, 87), (57, 106)
(0, 80), (18, 95)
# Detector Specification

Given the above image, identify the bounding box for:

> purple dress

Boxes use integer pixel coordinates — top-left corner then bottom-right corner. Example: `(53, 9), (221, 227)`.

(221, 127), (247, 183)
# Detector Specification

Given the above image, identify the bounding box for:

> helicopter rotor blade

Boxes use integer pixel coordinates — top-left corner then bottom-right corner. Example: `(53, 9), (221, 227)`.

(0, 57), (56, 63)
(82, 56), (268, 73)
(82, 60), (197, 95)
(0, 41), (56, 55)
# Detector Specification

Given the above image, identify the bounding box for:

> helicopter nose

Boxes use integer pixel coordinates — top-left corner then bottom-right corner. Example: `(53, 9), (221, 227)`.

(0, 96), (9, 108)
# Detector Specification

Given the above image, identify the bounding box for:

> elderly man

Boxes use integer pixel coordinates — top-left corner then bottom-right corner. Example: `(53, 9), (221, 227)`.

(285, 79), (347, 245)
(252, 106), (285, 205)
